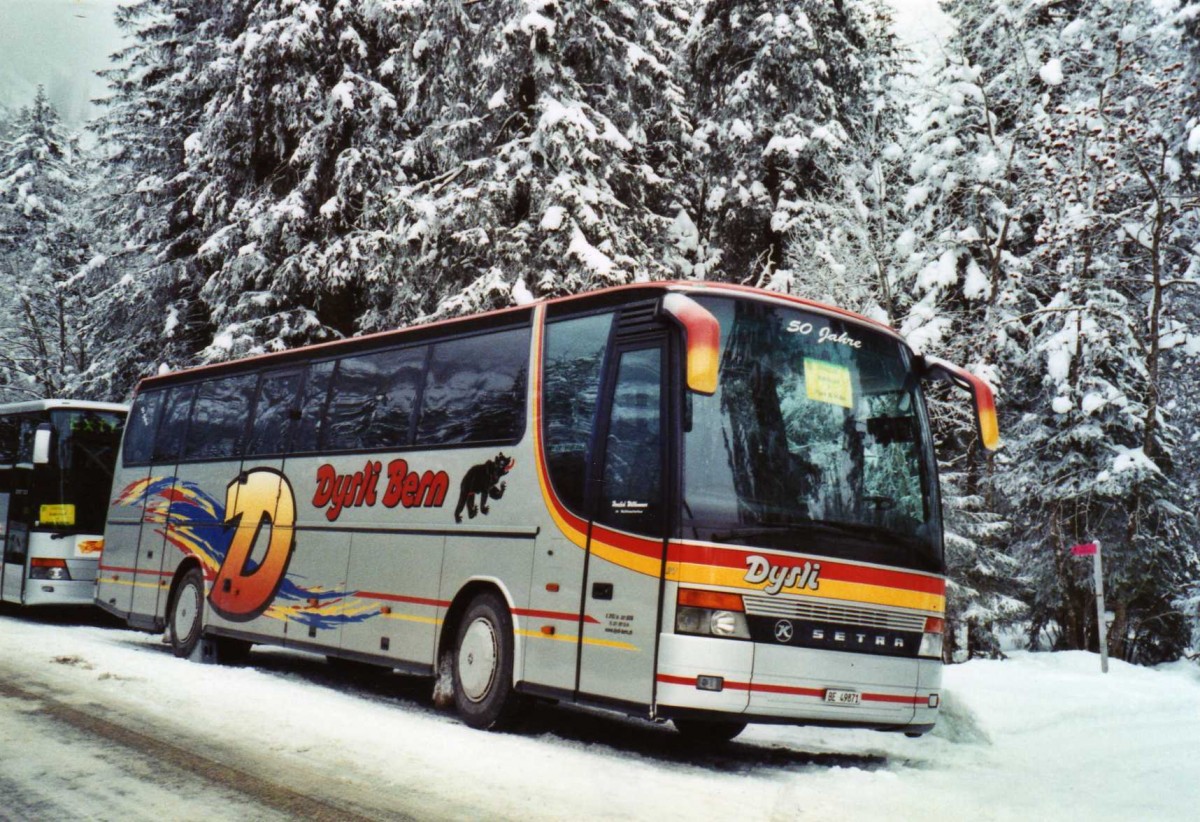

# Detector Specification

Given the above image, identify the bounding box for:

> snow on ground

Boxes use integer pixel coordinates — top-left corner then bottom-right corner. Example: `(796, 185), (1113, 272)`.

(1, 611), (1198, 821)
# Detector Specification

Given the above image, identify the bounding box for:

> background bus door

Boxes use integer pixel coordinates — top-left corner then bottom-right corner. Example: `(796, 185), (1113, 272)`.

(577, 336), (670, 709)
(1, 472), (31, 604)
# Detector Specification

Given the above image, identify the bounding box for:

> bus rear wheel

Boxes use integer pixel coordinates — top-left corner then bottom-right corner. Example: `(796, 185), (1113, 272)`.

(452, 592), (525, 730)
(672, 718), (747, 744)
(168, 567), (205, 659)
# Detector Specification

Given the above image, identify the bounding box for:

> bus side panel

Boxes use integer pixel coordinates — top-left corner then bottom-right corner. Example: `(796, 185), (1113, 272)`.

(522, 535), (584, 693)
(341, 532), (445, 666)
(202, 459), (288, 644)
(97, 463), (151, 618)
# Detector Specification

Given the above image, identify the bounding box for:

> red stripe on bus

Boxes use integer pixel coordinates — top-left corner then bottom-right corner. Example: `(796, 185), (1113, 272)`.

(97, 564), (173, 577)
(656, 674), (925, 704)
(355, 591), (448, 609)
(667, 542), (945, 595)
(514, 608), (600, 624)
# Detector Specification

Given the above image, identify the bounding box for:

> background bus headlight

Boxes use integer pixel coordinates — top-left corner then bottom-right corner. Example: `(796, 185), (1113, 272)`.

(30, 558), (71, 581)
(675, 589), (750, 640)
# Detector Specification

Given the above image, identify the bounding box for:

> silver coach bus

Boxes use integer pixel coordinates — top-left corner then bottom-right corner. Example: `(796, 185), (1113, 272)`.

(96, 283), (997, 740)
(1, 400), (128, 607)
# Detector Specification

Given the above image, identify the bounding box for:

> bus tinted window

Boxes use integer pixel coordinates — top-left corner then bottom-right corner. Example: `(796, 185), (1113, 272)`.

(246, 370), (303, 456)
(416, 328), (528, 446)
(124, 391), (164, 466)
(152, 385), (196, 463)
(0, 416), (17, 465)
(543, 313), (613, 513)
(184, 374), (257, 460)
(293, 361), (335, 453)
(326, 347), (426, 451)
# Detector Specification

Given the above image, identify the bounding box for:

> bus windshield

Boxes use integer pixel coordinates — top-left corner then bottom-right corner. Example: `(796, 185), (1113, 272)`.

(33, 410), (126, 535)
(682, 296), (942, 573)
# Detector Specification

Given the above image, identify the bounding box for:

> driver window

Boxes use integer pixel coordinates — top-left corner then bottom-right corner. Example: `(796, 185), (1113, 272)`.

(597, 346), (664, 537)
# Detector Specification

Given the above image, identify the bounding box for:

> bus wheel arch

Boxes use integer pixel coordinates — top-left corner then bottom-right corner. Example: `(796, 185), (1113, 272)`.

(167, 562), (206, 659)
(438, 582), (527, 729)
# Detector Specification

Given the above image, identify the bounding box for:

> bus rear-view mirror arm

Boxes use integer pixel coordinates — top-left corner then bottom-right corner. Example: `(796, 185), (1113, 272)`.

(32, 423), (53, 465)
(919, 356), (1001, 452)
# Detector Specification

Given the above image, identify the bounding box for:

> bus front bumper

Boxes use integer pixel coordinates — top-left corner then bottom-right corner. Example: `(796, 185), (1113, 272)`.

(19, 578), (97, 608)
(655, 633), (941, 730)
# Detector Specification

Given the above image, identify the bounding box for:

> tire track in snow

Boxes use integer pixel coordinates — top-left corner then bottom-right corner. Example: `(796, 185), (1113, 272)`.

(0, 676), (407, 822)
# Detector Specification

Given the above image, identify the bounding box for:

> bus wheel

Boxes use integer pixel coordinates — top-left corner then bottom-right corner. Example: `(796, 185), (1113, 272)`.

(672, 718), (746, 744)
(452, 592), (525, 730)
(168, 567), (205, 659)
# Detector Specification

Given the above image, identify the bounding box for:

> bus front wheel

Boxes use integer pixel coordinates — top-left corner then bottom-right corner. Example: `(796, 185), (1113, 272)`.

(169, 567), (206, 659)
(452, 592), (525, 730)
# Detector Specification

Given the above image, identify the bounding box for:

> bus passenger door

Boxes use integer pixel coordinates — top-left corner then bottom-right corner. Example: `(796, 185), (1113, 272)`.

(1, 471), (31, 604)
(578, 338), (669, 710)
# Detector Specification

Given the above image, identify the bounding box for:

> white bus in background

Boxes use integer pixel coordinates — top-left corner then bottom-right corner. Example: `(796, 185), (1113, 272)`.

(96, 283), (997, 741)
(0, 400), (128, 607)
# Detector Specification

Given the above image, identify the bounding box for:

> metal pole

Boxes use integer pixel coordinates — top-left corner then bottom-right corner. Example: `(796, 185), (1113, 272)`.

(1093, 540), (1108, 674)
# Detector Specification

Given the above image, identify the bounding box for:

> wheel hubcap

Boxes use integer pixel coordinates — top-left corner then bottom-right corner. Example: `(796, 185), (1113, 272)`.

(458, 617), (498, 702)
(174, 583), (200, 644)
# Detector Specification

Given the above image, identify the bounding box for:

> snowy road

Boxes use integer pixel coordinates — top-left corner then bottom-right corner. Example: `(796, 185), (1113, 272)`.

(1, 607), (1197, 821)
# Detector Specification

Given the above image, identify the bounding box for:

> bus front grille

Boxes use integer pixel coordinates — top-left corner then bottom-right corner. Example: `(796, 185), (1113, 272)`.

(741, 594), (928, 632)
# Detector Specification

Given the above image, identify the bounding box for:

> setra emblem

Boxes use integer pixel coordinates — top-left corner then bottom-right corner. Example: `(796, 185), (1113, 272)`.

(774, 620), (794, 643)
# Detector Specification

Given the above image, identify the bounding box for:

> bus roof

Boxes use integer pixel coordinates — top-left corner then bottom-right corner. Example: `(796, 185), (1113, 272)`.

(133, 281), (907, 393)
(0, 399), (129, 416)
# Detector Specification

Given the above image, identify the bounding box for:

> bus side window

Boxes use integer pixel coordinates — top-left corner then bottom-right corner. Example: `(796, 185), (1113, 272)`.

(292, 361), (336, 453)
(152, 385), (196, 464)
(184, 374), (257, 461)
(415, 327), (529, 447)
(123, 391), (165, 466)
(542, 313), (614, 514)
(325, 347), (426, 452)
(246, 370), (304, 456)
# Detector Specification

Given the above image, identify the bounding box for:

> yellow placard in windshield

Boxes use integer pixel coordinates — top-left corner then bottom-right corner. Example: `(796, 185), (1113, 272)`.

(804, 359), (853, 408)
(40, 504), (76, 527)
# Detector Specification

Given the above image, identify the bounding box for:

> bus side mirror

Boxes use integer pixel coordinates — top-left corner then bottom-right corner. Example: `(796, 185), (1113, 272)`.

(32, 424), (53, 465)
(920, 356), (1001, 451)
(660, 293), (720, 395)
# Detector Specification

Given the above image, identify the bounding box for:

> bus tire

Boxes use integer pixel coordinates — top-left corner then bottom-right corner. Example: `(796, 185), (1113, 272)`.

(672, 718), (746, 744)
(168, 567), (206, 659)
(452, 592), (525, 730)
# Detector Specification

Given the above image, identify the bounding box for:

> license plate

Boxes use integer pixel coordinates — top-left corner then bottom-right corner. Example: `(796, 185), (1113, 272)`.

(824, 689), (860, 706)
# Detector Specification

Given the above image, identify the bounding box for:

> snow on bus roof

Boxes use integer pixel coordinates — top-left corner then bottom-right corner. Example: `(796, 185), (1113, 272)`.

(135, 282), (904, 393)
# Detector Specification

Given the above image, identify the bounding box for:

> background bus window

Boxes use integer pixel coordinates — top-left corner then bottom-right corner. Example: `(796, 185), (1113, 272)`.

(246, 371), (304, 456)
(123, 391), (165, 466)
(152, 385), (196, 464)
(48, 409), (126, 534)
(542, 313), (613, 514)
(415, 328), (528, 446)
(183, 374), (257, 460)
(325, 347), (426, 451)
(293, 361), (335, 453)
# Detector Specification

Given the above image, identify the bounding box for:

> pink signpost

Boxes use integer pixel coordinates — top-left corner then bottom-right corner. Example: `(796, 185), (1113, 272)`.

(1071, 541), (1107, 673)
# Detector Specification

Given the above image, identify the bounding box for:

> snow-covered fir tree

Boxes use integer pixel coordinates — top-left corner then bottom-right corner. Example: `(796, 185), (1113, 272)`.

(934, 0), (1200, 662)
(684, 0), (902, 291)
(371, 0), (693, 324)
(0, 88), (93, 400)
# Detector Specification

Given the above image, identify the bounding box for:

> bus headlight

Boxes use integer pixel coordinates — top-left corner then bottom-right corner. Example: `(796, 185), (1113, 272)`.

(30, 558), (71, 581)
(675, 589), (750, 640)
(918, 616), (945, 659)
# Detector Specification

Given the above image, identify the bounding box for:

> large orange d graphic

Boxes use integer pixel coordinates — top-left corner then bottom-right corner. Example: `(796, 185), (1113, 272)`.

(210, 468), (295, 621)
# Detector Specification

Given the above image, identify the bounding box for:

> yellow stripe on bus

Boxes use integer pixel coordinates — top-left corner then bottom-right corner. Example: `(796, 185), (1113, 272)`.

(516, 629), (638, 652)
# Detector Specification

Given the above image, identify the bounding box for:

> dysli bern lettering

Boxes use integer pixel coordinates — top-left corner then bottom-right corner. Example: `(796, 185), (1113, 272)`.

(313, 460), (449, 521)
(744, 554), (821, 595)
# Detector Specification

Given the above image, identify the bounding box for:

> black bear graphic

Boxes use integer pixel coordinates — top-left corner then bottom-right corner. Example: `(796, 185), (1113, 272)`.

(454, 453), (515, 523)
